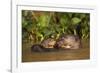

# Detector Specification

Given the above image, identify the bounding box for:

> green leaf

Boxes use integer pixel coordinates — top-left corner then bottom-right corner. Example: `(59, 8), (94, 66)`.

(71, 17), (81, 25)
(38, 14), (49, 27)
(60, 18), (67, 25)
(22, 18), (28, 28)
(80, 14), (86, 19)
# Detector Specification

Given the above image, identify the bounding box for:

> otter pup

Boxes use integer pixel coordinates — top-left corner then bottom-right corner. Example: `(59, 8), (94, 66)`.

(54, 34), (81, 50)
(40, 38), (56, 49)
(31, 38), (57, 52)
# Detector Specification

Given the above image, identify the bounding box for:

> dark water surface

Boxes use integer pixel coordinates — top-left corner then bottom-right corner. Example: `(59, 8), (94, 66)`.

(22, 40), (90, 62)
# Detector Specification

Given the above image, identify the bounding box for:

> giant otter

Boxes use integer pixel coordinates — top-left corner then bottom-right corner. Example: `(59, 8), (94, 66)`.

(40, 38), (56, 48)
(31, 35), (81, 52)
(31, 38), (57, 52)
(54, 34), (81, 50)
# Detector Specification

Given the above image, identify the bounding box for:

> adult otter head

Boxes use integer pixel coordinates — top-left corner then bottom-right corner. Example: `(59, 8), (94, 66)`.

(54, 34), (81, 50)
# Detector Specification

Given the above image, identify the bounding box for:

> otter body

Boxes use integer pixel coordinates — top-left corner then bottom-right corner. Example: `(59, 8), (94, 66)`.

(31, 35), (81, 52)
(31, 44), (44, 52)
(31, 44), (57, 52)
(54, 35), (81, 50)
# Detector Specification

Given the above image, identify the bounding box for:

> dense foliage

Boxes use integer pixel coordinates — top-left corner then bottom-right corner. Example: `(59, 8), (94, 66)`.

(22, 10), (90, 43)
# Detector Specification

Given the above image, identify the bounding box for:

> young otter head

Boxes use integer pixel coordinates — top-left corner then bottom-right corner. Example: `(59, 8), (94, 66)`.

(54, 35), (81, 50)
(40, 38), (56, 48)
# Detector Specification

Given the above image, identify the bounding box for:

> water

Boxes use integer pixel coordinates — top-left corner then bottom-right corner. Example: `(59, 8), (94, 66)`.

(22, 40), (90, 62)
